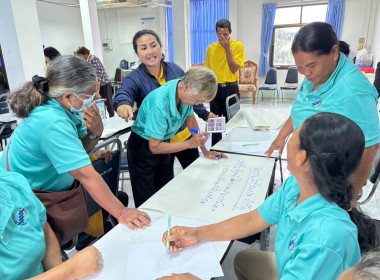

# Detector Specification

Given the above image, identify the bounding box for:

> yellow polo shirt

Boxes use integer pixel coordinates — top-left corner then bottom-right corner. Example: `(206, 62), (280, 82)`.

(149, 64), (166, 86)
(205, 38), (245, 83)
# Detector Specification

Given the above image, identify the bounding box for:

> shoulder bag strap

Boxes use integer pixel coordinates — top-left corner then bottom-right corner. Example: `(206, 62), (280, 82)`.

(6, 138), (11, 172)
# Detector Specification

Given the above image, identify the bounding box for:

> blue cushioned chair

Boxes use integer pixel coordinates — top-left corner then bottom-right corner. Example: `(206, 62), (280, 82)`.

(258, 67), (278, 105)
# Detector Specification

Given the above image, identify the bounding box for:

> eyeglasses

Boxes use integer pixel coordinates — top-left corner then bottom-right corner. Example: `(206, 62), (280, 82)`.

(73, 92), (98, 102)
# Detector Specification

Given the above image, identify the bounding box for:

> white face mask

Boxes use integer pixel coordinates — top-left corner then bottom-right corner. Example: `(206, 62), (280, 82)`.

(70, 92), (96, 113)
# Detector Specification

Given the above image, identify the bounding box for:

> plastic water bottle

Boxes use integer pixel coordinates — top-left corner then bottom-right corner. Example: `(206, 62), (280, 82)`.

(96, 100), (106, 125)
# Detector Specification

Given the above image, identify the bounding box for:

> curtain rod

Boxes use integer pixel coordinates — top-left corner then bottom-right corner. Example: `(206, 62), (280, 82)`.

(264, 0), (328, 8)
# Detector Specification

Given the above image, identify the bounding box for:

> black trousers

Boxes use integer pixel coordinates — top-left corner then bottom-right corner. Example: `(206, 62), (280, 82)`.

(127, 131), (174, 208)
(99, 82), (115, 117)
(210, 84), (240, 146)
(171, 146), (199, 169)
(374, 61), (380, 98)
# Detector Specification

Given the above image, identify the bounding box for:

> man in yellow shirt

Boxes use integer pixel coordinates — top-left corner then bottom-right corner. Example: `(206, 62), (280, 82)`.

(205, 19), (245, 146)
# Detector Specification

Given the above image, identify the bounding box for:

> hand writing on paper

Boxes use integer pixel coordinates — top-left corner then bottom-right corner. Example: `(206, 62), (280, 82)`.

(156, 273), (201, 280)
(203, 150), (228, 160)
(162, 226), (199, 253)
(265, 135), (286, 159)
(116, 104), (134, 122)
(119, 208), (151, 230)
(82, 102), (103, 138)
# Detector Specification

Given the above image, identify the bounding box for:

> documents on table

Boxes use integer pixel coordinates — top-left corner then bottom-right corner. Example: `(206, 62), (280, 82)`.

(141, 153), (275, 223)
(101, 116), (133, 138)
(80, 211), (228, 280)
(126, 215), (223, 280)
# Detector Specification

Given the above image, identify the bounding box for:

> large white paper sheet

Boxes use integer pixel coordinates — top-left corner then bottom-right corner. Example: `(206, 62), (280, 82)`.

(212, 128), (281, 158)
(126, 241), (223, 279)
(226, 107), (291, 134)
(101, 117), (133, 138)
(141, 153), (275, 223)
(126, 214), (223, 279)
(80, 211), (229, 280)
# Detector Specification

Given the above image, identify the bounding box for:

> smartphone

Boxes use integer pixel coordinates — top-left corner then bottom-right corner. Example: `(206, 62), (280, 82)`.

(206, 117), (226, 133)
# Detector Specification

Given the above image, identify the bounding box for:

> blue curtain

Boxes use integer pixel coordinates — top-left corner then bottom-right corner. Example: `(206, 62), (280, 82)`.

(325, 0), (345, 39)
(190, 0), (229, 65)
(166, 1), (174, 62)
(258, 3), (277, 77)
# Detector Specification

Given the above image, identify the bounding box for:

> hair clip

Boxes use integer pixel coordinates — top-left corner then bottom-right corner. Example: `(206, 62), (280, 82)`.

(32, 75), (49, 101)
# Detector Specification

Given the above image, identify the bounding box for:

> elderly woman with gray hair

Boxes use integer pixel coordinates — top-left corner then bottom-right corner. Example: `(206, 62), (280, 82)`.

(127, 67), (227, 207)
(0, 55), (151, 230)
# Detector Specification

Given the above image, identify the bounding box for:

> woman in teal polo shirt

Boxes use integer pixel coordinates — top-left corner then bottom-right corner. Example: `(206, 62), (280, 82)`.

(265, 22), (380, 206)
(127, 67), (225, 207)
(0, 171), (102, 280)
(0, 55), (150, 230)
(159, 113), (377, 280)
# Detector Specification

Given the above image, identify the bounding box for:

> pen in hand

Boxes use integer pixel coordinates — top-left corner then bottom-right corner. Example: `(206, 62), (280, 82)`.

(166, 214), (171, 249)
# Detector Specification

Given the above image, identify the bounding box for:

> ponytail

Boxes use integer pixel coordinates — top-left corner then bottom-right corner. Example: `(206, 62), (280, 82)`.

(299, 112), (378, 252)
(9, 55), (97, 118)
(349, 209), (378, 252)
(9, 81), (47, 118)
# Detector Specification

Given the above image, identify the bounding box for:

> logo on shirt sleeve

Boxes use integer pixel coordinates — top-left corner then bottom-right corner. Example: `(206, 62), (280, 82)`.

(12, 208), (29, 226)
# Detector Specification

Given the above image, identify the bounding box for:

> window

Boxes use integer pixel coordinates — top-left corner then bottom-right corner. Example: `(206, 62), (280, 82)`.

(269, 4), (328, 69)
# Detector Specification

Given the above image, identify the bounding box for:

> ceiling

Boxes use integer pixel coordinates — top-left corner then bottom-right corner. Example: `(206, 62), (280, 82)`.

(96, 0), (170, 9)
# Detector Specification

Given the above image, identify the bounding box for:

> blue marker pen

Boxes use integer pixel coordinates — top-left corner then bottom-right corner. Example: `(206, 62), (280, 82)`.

(190, 128), (199, 134)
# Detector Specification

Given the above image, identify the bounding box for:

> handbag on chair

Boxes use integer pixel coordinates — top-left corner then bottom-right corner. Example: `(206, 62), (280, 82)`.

(6, 140), (89, 246)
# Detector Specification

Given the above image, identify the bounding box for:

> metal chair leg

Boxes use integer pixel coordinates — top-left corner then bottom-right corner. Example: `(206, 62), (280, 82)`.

(281, 89), (284, 102)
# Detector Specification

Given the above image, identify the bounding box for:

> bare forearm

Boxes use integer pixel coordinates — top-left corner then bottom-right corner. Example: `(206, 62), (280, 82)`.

(81, 134), (100, 152)
(351, 143), (380, 199)
(41, 223), (62, 271)
(225, 50), (240, 74)
(150, 140), (191, 154)
(197, 210), (269, 242)
(278, 117), (294, 140)
(70, 167), (124, 218)
(29, 263), (75, 280)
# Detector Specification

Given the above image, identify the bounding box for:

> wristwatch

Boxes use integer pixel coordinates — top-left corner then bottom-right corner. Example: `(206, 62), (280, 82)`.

(88, 132), (100, 140)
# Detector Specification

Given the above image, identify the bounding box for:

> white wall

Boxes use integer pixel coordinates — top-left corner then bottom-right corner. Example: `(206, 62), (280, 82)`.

(36, 0), (85, 56)
(0, 0), (45, 89)
(340, 0), (378, 61)
(236, 0), (380, 88)
(370, 1), (380, 66)
(98, 6), (167, 77)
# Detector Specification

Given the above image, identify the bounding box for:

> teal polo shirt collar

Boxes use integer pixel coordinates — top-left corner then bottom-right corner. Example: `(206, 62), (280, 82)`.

(48, 98), (84, 127)
(302, 52), (346, 97)
(168, 80), (181, 118)
(284, 185), (329, 223)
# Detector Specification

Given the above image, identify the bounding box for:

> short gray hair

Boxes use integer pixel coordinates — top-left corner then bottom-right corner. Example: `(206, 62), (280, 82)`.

(181, 67), (217, 102)
(352, 248), (380, 279)
(9, 55), (97, 118)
